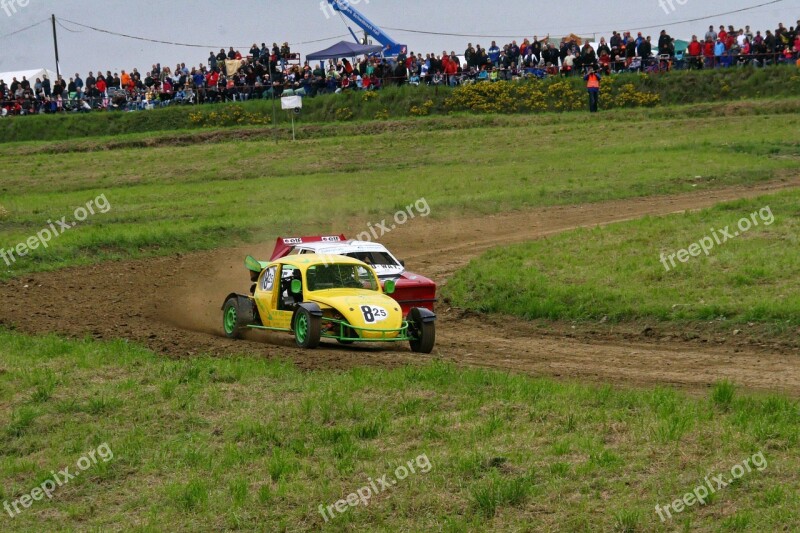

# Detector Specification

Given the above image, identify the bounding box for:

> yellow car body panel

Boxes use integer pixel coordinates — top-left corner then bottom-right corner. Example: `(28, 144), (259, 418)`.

(253, 254), (403, 338)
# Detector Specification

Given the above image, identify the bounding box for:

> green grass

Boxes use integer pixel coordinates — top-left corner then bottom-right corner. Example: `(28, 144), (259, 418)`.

(0, 66), (797, 143)
(1, 99), (798, 280)
(0, 329), (798, 531)
(444, 189), (800, 326)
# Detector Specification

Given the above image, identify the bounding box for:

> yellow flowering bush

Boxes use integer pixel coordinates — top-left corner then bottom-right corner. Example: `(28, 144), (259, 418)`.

(188, 106), (270, 127)
(410, 100), (434, 116)
(445, 77), (660, 113)
(374, 108), (389, 120)
(335, 107), (354, 121)
(546, 81), (584, 111)
(611, 83), (660, 108)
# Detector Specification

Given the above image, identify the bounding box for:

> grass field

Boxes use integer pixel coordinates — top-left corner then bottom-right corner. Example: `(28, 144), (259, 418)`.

(1, 330), (798, 531)
(444, 190), (800, 327)
(2, 89), (800, 532)
(1, 99), (798, 279)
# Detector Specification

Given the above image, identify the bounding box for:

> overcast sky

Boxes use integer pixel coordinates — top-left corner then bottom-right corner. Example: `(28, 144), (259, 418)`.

(1, 0), (798, 76)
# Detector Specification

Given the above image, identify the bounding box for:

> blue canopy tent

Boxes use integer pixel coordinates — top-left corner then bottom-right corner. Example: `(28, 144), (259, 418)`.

(306, 41), (384, 60)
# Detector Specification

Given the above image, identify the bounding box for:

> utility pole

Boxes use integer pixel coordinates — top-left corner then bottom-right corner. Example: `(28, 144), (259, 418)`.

(270, 62), (277, 144)
(51, 14), (60, 78)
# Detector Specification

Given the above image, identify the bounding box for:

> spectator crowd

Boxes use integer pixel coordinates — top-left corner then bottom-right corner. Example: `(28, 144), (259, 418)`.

(1, 17), (798, 116)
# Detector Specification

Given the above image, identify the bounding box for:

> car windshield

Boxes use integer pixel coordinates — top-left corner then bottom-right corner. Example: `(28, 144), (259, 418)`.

(306, 263), (378, 292)
(343, 251), (401, 269)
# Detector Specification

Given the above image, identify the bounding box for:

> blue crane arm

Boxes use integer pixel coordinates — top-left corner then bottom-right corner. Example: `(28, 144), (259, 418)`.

(326, 0), (406, 56)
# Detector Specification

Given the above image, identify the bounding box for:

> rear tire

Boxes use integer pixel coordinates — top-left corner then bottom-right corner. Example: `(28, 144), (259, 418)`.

(223, 297), (250, 339)
(408, 308), (435, 354)
(294, 308), (321, 348)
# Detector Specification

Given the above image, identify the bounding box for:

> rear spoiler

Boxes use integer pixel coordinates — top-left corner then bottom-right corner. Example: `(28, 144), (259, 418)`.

(270, 234), (347, 261)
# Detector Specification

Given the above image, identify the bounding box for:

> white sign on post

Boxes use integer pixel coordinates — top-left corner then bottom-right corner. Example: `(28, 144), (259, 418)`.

(281, 95), (303, 110)
(280, 95), (302, 141)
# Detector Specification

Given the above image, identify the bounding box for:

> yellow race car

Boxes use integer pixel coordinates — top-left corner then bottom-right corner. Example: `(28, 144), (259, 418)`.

(221, 254), (436, 353)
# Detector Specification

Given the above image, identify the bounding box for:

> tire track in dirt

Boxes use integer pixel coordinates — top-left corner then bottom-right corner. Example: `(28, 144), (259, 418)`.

(2, 176), (799, 394)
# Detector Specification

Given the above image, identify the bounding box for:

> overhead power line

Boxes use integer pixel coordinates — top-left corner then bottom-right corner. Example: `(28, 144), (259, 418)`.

(56, 17), (348, 49)
(0, 18), (49, 40)
(383, 0), (790, 39)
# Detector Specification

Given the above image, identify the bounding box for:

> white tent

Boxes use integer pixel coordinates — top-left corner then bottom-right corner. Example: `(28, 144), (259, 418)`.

(0, 68), (58, 84)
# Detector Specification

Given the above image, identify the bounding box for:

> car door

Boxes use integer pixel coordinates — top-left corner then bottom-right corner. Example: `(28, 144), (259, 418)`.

(254, 264), (296, 331)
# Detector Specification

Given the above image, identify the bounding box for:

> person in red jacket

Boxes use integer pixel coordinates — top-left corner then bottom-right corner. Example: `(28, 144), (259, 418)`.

(687, 35), (703, 69)
(444, 55), (458, 85)
(703, 39), (714, 67)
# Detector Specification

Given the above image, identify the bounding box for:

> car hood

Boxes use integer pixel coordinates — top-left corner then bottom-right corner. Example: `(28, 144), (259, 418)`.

(307, 289), (404, 334)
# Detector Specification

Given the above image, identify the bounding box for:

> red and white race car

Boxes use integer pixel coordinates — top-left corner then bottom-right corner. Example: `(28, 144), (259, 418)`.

(270, 235), (436, 314)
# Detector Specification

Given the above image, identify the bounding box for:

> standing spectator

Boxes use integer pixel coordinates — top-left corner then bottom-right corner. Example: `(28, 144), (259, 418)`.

(67, 77), (77, 100)
(96, 75), (106, 96)
(610, 31), (622, 49)
(597, 37), (611, 58)
(584, 68), (601, 112)
(464, 43), (475, 67)
(658, 30), (673, 56)
(687, 35), (703, 69)
(639, 36), (653, 66)
(737, 30), (747, 48)
(280, 42), (291, 68)
(703, 38), (714, 67)
(543, 43), (560, 70)
(74, 73), (83, 96)
(42, 75), (51, 97)
(488, 41), (500, 65)
(705, 25), (717, 42)
(714, 37), (726, 66)
(580, 42), (597, 72)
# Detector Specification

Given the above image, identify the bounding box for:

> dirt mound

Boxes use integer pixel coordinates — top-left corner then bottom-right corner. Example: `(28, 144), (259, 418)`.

(3, 177), (799, 393)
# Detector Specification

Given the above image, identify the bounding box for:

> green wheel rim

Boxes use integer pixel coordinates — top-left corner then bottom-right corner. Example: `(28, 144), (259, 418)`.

(296, 313), (309, 343)
(224, 305), (237, 334)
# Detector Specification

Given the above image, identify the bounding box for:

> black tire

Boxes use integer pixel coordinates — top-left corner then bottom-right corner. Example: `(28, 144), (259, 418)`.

(409, 308), (435, 354)
(222, 297), (251, 339)
(294, 307), (321, 349)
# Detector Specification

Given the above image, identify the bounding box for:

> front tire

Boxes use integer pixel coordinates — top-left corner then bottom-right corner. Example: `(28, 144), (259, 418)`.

(223, 297), (250, 339)
(294, 308), (321, 348)
(408, 308), (435, 354)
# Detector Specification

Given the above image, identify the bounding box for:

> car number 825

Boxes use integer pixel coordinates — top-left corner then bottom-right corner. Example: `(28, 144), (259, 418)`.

(360, 305), (387, 323)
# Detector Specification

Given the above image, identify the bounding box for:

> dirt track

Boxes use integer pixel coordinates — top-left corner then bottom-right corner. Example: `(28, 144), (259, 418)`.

(3, 177), (800, 395)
